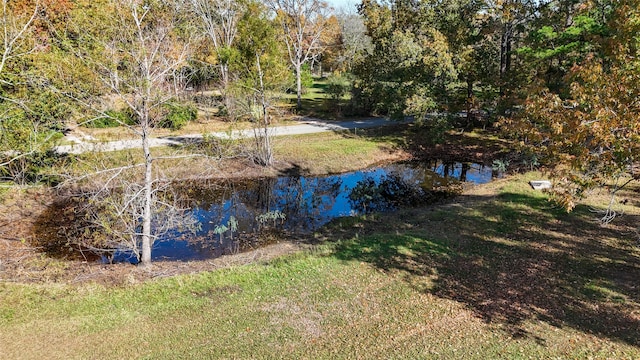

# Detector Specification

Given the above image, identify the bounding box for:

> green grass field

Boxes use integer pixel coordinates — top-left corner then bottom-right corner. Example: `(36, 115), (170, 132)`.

(264, 77), (352, 120)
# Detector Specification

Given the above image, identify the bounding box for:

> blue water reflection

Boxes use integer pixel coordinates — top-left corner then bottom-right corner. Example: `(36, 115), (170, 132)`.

(115, 161), (497, 262)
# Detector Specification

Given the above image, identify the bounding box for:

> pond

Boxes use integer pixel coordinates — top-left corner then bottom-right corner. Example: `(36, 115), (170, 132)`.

(110, 161), (498, 263)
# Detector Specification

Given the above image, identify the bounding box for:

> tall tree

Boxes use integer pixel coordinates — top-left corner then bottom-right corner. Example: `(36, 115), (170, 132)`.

(190, 0), (245, 112)
(353, 0), (456, 119)
(232, 1), (288, 165)
(67, 0), (191, 267)
(267, 0), (332, 110)
(431, 0), (499, 121)
(500, 0), (639, 218)
(484, 0), (561, 111)
(517, 0), (609, 94)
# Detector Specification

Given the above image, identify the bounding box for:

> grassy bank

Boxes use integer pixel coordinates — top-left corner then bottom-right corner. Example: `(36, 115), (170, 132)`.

(1, 173), (638, 359)
(273, 130), (408, 175)
(56, 126), (410, 179)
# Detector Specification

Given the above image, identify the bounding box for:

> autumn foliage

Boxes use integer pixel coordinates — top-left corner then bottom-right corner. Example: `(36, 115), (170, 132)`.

(500, 0), (640, 210)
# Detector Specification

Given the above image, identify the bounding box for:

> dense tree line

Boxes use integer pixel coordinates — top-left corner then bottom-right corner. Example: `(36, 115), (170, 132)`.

(353, 0), (620, 120)
(355, 0), (639, 214)
(0, 0), (345, 182)
(2, 0), (635, 169)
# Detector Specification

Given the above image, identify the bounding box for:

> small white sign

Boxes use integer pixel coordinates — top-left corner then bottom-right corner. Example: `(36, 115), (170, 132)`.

(529, 180), (552, 190)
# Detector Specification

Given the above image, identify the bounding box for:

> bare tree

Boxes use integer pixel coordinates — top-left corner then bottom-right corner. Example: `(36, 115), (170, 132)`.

(228, 51), (279, 167)
(249, 52), (273, 166)
(58, 169), (197, 264)
(190, 0), (245, 111)
(226, 2), (289, 168)
(334, 7), (371, 72)
(266, 0), (331, 110)
(68, 0), (192, 267)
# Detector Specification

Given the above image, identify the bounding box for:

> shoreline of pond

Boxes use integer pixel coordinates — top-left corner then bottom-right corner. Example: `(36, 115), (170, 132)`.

(75, 160), (501, 264)
(0, 128), (512, 283)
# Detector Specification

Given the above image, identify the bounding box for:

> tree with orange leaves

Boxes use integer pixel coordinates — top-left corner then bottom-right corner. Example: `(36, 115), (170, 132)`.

(500, 0), (640, 220)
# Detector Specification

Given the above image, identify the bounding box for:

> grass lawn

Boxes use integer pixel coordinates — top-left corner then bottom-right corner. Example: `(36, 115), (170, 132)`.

(267, 77), (351, 120)
(273, 130), (409, 175)
(1, 172), (638, 359)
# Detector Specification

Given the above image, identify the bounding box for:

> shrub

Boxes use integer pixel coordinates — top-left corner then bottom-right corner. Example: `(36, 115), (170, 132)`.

(0, 107), (64, 184)
(325, 73), (351, 101)
(289, 64), (314, 94)
(25, 90), (71, 131)
(419, 114), (453, 145)
(86, 109), (136, 128)
(0, 149), (64, 185)
(160, 102), (197, 130)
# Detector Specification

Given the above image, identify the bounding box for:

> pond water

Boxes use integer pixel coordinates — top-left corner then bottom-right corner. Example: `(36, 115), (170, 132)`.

(111, 161), (498, 263)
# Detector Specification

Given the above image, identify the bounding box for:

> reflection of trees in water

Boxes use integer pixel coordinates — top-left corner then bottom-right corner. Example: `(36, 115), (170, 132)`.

(424, 160), (500, 182)
(149, 162), (490, 261)
(237, 175), (343, 232)
(347, 164), (469, 214)
(425, 160), (470, 180)
(283, 176), (343, 230)
(172, 162), (490, 240)
(167, 175), (344, 258)
(37, 162), (495, 263)
(183, 174), (344, 233)
(461, 163), (469, 182)
(347, 173), (427, 213)
(35, 182), (198, 264)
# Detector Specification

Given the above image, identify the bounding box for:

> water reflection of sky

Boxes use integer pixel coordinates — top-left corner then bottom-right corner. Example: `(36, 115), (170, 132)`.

(114, 161), (496, 263)
(431, 162), (495, 184)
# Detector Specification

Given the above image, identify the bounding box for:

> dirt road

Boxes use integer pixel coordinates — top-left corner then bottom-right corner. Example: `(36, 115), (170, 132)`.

(54, 117), (407, 155)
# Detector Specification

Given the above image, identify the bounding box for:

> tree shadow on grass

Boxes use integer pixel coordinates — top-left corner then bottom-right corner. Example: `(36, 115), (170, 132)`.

(327, 192), (640, 346)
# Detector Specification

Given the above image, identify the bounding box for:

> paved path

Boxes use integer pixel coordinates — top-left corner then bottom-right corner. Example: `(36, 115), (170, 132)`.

(54, 117), (407, 155)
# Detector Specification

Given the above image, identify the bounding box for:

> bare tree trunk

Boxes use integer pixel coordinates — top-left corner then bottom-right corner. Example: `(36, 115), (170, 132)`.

(295, 61), (302, 110)
(466, 78), (473, 127)
(254, 52), (273, 166)
(258, 55), (272, 166)
(140, 123), (153, 267)
(221, 63), (231, 114)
